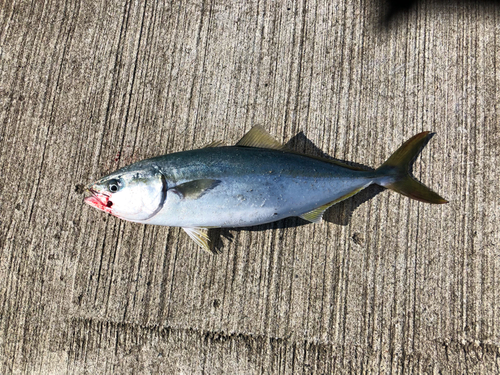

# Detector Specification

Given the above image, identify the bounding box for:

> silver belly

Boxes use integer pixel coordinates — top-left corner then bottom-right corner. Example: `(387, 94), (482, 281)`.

(144, 174), (373, 227)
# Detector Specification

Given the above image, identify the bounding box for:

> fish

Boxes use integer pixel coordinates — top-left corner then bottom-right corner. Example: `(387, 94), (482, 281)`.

(84, 126), (447, 253)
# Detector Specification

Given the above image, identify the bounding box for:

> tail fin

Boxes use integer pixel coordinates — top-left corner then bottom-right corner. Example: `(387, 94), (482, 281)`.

(376, 132), (448, 204)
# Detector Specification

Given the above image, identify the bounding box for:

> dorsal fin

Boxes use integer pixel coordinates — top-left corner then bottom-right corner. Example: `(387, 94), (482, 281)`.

(298, 153), (369, 171)
(202, 140), (224, 148)
(235, 126), (285, 150)
(236, 126), (368, 171)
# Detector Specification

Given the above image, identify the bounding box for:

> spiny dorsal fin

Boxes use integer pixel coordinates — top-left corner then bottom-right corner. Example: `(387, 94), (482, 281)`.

(183, 227), (214, 253)
(170, 179), (221, 200)
(235, 126), (285, 150)
(202, 140), (224, 148)
(299, 184), (371, 223)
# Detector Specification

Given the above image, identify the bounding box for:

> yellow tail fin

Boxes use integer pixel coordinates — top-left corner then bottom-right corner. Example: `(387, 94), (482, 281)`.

(376, 132), (448, 204)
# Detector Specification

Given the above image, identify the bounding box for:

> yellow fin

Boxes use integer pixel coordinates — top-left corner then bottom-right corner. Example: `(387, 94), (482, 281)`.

(238, 127), (369, 171)
(183, 227), (214, 253)
(299, 185), (370, 223)
(299, 202), (332, 223)
(235, 126), (285, 150)
(202, 140), (224, 148)
(377, 132), (448, 204)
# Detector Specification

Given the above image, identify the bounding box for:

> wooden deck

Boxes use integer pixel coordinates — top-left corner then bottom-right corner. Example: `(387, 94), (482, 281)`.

(1, 0), (499, 373)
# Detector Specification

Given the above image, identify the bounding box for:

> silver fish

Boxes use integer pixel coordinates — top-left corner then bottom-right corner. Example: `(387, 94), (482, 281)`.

(84, 126), (447, 252)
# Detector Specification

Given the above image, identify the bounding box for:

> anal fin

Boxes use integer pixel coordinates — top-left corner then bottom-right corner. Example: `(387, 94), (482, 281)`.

(299, 202), (334, 223)
(299, 185), (370, 223)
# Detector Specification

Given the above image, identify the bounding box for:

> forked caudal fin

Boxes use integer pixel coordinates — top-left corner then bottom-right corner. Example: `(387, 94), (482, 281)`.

(376, 132), (448, 204)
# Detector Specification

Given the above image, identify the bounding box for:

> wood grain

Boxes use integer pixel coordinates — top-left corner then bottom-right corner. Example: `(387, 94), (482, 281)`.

(0, 0), (499, 373)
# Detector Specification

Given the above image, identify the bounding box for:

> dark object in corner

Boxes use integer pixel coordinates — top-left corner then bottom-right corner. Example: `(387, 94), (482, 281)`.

(383, 0), (500, 24)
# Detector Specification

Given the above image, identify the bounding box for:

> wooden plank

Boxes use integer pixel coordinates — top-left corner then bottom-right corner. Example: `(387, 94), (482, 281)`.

(0, 0), (499, 373)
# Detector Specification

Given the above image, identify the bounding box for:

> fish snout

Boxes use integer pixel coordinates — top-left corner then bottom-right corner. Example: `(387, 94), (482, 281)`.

(84, 185), (113, 213)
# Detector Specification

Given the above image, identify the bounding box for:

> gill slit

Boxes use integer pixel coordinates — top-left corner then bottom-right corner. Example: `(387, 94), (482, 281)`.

(143, 171), (168, 220)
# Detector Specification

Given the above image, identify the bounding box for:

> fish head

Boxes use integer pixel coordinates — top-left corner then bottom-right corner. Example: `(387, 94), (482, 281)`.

(84, 167), (166, 222)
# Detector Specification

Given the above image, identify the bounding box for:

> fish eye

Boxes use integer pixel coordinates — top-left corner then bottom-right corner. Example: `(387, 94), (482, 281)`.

(108, 179), (121, 193)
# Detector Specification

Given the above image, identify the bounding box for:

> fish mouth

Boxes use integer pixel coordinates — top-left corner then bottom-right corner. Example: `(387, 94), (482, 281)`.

(84, 187), (113, 214)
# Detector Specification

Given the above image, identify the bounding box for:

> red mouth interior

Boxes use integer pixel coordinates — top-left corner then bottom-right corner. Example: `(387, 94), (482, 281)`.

(84, 190), (113, 214)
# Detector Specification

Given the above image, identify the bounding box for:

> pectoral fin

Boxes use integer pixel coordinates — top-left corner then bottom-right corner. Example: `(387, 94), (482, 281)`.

(183, 227), (213, 253)
(299, 185), (370, 223)
(170, 179), (221, 200)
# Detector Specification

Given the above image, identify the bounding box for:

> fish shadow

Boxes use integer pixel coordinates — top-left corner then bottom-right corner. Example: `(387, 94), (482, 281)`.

(208, 132), (388, 252)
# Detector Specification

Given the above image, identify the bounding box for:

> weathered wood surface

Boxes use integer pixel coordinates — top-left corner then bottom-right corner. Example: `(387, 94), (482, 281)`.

(1, 0), (499, 373)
